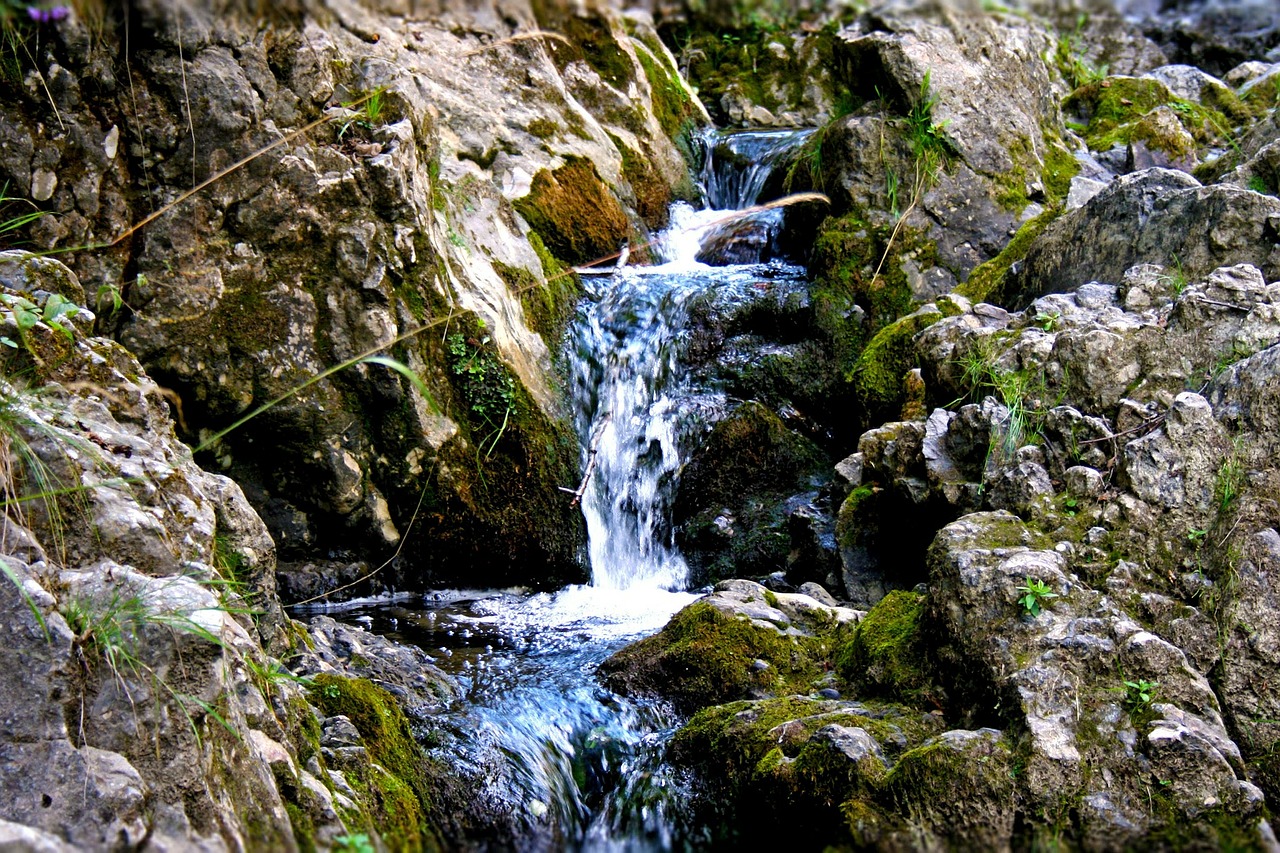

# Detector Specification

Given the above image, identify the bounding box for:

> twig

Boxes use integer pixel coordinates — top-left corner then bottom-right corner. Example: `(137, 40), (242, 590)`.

(560, 414), (611, 507)
(871, 158), (928, 284)
(1218, 513), (1243, 548)
(291, 474), (433, 606)
(463, 31), (571, 57)
(1078, 416), (1164, 445)
(1190, 296), (1250, 312)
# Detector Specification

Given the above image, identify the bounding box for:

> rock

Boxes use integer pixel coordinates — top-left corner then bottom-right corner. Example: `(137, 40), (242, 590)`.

(675, 402), (829, 584)
(296, 616), (458, 719)
(0, 0), (705, 592)
(1006, 169), (1280, 307)
(1142, 65), (1235, 106)
(599, 580), (860, 713)
(1065, 175), (1109, 211)
(927, 510), (1266, 846)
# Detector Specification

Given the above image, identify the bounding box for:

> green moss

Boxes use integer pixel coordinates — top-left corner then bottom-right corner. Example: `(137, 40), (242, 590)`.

(284, 800), (317, 853)
(1040, 129), (1080, 205)
(850, 308), (941, 422)
(513, 157), (629, 266)
(882, 731), (1015, 843)
(526, 118), (559, 140)
(307, 675), (439, 852)
(1240, 74), (1279, 115)
(836, 591), (931, 704)
(956, 206), (1060, 304)
(807, 213), (938, 424)
(600, 602), (832, 713)
(671, 696), (862, 779)
(493, 233), (583, 343)
(633, 44), (701, 146)
(1063, 77), (1234, 156)
(1063, 77), (1171, 148)
(611, 136), (677, 228)
(558, 15), (633, 88)
(994, 135), (1035, 211)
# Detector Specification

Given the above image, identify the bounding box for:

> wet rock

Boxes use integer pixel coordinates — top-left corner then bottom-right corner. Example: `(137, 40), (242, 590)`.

(600, 580), (861, 713)
(296, 615), (459, 719)
(675, 402), (830, 585)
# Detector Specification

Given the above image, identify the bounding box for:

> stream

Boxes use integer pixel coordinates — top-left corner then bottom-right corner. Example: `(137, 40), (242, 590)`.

(312, 129), (815, 850)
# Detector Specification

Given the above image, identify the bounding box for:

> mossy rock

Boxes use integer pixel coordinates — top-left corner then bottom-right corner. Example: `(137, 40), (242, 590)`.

(492, 232), (582, 344)
(1063, 77), (1173, 146)
(850, 307), (942, 424)
(673, 402), (830, 584)
(668, 695), (945, 845)
(1063, 77), (1231, 154)
(599, 601), (830, 713)
(307, 674), (443, 852)
(882, 729), (1016, 849)
(513, 157), (629, 266)
(673, 401), (827, 523)
(836, 590), (934, 705)
(956, 206), (1060, 305)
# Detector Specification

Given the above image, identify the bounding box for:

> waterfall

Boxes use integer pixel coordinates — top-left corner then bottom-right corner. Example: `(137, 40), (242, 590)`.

(569, 129), (815, 593)
(337, 128), (819, 852)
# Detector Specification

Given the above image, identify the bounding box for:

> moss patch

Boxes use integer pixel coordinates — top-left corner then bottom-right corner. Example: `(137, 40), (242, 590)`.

(956, 206), (1060, 305)
(492, 233), (582, 344)
(836, 590), (933, 704)
(307, 674), (440, 852)
(599, 601), (833, 713)
(850, 308), (941, 424)
(513, 157), (629, 266)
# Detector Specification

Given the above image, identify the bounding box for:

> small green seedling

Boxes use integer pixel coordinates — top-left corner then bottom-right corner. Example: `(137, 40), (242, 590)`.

(1123, 679), (1159, 711)
(1017, 577), (1059, 616)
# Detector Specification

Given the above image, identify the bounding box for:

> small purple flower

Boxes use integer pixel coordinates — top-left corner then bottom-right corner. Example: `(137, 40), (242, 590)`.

(25, 4), (69, 23)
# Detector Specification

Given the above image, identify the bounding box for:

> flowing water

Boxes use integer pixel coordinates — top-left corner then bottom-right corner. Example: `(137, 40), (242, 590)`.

(325, 129), (815, 850)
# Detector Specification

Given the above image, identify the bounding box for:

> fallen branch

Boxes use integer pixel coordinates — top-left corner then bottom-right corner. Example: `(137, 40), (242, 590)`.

(463, 31), (571, 57)
(560, 414), (611, 507)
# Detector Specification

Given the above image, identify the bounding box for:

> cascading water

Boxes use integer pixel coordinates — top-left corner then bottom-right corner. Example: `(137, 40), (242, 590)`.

(323, 129), (816, 850)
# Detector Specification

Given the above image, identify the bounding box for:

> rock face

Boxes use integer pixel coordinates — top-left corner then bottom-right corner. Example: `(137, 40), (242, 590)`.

(0, 0), (704, 591)
(0, 244), (515, 851)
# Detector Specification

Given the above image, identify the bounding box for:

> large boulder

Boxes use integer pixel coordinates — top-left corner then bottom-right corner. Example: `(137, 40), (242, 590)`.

(1004, 169), (1280, 307)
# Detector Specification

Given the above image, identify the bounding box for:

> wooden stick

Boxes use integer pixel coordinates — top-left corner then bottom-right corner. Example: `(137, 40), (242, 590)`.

(561, 414), (611, 507)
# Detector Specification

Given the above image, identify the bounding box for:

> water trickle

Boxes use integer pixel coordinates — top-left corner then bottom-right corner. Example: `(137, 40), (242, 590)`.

(335, 128), (817, 850)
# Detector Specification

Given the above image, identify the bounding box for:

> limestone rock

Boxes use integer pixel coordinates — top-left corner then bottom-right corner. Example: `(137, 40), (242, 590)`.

(1006, 169), (1280, 307)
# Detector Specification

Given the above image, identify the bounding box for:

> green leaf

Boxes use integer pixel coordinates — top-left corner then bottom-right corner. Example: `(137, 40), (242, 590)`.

(0, 557), (50, 641)
(360, 355), (439, 413)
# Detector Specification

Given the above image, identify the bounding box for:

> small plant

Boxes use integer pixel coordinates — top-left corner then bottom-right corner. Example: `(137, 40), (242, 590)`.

(1017, 577), (1059, 616)
(0, 290), (78, 353)
(61, 580), (239, 746)
(333, 834), (375, 853)
(447, 329), (517, 458)
(1247, 175), (1271, 194)
(1062, 495), (1079, 517)
(1214, 447), (1246, 514)
(0, 183), (46, 247)
(336, 87), (390, 142)
(1186, 528), (1208, 545)
(905, 70), (952, 161)
(1035, 310), (1060, 332)
(1160, 254), (1188, 297)
(1052, 15), (1109, 90)
(1123, 678), (1159, 712)
(245, 656), (312, 692)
